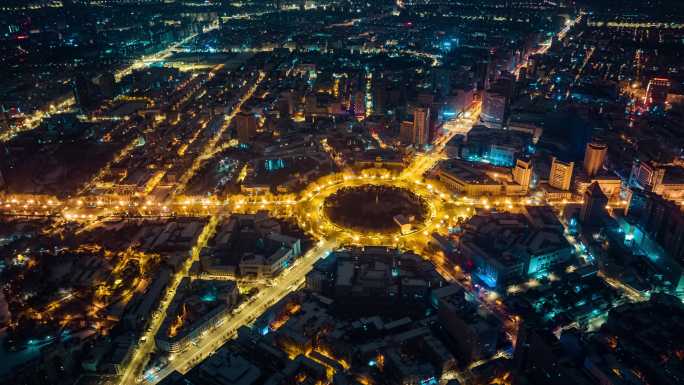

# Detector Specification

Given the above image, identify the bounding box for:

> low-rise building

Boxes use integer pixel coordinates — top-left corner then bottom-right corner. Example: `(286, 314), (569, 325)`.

(200, 212), (304, 280)
(156, 278), (239, 353)
(458, 209), (574, 291)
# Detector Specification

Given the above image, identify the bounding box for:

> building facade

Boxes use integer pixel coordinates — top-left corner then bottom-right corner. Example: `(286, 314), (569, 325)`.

(549, 157), (574, 191)
(412, 107), (430, 146)
(583, 141), (607, 178)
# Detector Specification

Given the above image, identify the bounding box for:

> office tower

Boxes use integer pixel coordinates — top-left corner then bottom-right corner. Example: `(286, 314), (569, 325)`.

(513, 159), (533, 191)
(428, 104), (441, 142)
(334, 75), (348, 101)
(625, 188), (650, 219)
(645, 78), (670, 109)
(236, 111), (257, 143)
(549, 157), (574, 190)
(400, 120), (413, 144)
(480, 90), (507, 128)
(629, 160), (666, 192)
(583, 141), (607, 177)
(353, 90), (365, 119)
(412, 107), (430, 146)
(580, 182), (608, 225)
(372, 79), (387, 115)
(637, 194), (684, 261)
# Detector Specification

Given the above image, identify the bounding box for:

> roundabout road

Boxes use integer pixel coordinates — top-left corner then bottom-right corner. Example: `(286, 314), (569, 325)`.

(292, 170), (471, 248)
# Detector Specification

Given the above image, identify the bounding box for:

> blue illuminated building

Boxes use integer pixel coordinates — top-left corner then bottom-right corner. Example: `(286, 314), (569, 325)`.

(442, 110), (457, 118)
(265, 158), (286, 172)
(200, 285), (218, 302)
(486, 145), (516, 167)
(460, 125), (531, 168)
(475, 266), (498, 289)
(460, 211), (574, 291)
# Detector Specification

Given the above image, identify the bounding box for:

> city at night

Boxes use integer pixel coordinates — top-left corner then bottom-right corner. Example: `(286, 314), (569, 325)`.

(1, 1), (684, 385)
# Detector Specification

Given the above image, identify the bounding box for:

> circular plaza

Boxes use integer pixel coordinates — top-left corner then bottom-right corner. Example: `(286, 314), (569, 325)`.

(323, 184), (429, 234)
(292, 170), (469, 246)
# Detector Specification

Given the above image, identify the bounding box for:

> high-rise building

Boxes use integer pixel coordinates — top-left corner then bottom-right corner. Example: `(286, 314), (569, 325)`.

(580, 182), (608, 225)
(400, 120), (413, 144)
(583, 141), (607, 177)
(412, 107), (430, 146)
(629, 160), (666, 192)
(513, 159), (533, 192)
(236, 111), (257, 143)
(635, 194), (684, 262)
(353, 90), (365, 119)
(334, 75), (348, 101)
(645, 78), (670, 109)
(480, 90), (507, 128)
(625, 188), (650, 219)
(549, 157), (574, 190)
(429, 103), (442, 142)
